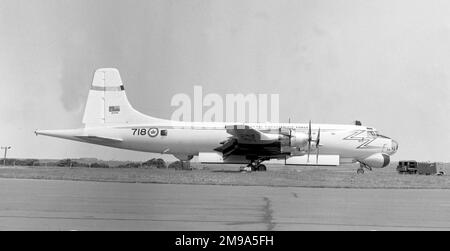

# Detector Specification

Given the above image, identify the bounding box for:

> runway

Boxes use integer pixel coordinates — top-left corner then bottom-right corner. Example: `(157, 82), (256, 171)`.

(1, 178), (450, 230)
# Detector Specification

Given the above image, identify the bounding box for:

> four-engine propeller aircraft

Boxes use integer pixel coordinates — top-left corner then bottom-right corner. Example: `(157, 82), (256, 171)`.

(36, 68), (398, 174)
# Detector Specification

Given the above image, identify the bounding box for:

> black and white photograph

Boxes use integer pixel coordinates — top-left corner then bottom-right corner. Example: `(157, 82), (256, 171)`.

(1, 0), (449, 240)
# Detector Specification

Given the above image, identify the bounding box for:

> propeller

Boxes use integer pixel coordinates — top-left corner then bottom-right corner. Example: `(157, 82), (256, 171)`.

(307, 120), (312, 162)
(289, 128), (292, 146)
(306, 121), (321, 164)
(315, 128), (321, 164)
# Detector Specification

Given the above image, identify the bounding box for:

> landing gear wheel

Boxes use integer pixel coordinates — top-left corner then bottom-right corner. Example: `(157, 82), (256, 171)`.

(357, 168), (364, 174)
(245, 159), (268, 172)
(257, 164), (267, 172)
(240, 166), (252, 172)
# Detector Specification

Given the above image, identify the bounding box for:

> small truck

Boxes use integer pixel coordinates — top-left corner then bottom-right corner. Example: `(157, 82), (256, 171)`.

(397, 161), (444, 175)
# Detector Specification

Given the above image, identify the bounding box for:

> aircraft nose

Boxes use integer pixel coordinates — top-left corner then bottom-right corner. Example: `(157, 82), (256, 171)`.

(391, 139), (398, 153)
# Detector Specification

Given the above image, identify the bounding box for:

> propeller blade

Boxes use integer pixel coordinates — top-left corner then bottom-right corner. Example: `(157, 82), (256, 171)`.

(316, 147), (320, 164)
(289, 129), (292, 146)
(316, 128), (321, 164)
(307, 120), (312, 162)
(316, 128), (320, 147)
(308, 120), (312, 140)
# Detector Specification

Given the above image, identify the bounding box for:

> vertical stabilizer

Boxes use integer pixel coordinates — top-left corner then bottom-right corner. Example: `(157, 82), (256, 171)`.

(82, 68), (166, 127)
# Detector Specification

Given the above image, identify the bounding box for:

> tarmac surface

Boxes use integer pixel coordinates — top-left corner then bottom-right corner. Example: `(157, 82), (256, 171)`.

(1, 178), (450, 230)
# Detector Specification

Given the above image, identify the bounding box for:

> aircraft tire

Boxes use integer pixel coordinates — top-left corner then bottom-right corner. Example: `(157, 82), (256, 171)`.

(357, 168), (364, 174)
(257, 164), (267, 172)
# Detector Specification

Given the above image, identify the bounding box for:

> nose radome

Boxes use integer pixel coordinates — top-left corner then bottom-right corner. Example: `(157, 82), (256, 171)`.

(391, 140), (398, 153)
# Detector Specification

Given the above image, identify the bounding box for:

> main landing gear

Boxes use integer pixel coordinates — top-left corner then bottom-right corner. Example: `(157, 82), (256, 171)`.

(240, 159), (268, 172)
(357, 162), (372, 174)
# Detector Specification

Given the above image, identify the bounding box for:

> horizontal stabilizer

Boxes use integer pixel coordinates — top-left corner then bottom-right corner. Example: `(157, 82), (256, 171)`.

(75, 136), (123, 143)
(35, 129), (84, 141)
(35, 129), (123, 144)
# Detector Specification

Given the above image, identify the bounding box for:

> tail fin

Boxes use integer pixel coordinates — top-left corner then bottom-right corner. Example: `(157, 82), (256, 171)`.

(82, 68), (167, 127)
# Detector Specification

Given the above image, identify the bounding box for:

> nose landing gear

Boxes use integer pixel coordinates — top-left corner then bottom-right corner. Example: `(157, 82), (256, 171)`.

(357, 162), (372, 174)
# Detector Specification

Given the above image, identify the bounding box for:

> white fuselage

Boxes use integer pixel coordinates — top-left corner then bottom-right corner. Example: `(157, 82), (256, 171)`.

(40, 121), (398, 164)
(35, 68), (398, 168)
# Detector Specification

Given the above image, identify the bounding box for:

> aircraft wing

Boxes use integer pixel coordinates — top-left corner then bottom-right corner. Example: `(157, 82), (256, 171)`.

(216, 125), (282, 158)
(225, 125), (278, 144)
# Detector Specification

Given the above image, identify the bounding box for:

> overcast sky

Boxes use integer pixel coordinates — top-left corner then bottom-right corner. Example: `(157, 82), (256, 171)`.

(0, 0), (449, 162)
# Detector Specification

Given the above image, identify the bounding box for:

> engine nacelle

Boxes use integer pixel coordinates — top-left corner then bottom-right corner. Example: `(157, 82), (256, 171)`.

(279, 131), (308, 155)
(290, 131), (308, 148)
(360, 153), (390, 168)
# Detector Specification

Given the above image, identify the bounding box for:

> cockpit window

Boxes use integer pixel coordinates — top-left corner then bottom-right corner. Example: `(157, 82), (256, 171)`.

(368, 131), (377, 137)
(367, 131), (389, 139)
(377, 134), (390, 139)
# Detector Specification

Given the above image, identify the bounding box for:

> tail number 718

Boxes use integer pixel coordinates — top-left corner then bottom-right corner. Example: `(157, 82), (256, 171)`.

(131, 128), (159, 137)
